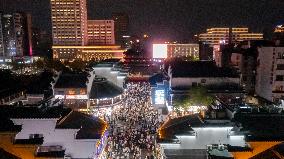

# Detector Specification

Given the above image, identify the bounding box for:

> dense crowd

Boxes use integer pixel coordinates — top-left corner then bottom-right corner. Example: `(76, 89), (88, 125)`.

(106, 82), (160, 159)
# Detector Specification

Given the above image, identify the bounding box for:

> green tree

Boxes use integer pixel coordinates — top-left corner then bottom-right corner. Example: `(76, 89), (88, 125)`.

(172, 96), (190, 116)
(188, 86), (214, 106)
(33, 59), (45, 69)
(68, 59), (86, 71)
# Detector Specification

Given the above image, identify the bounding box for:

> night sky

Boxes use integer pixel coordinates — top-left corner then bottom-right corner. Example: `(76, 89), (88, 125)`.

(1, 0), (284, 41)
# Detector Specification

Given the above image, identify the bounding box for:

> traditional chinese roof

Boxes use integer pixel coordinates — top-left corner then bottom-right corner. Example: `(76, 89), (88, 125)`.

(89, 77), (123, 99)
(54, 71), (88, 88)
(169, 61), (239, 78)
(56, 111), (107, 139)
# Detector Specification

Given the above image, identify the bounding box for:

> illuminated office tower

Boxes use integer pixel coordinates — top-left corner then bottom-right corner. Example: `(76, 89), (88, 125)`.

(50, 0), (88, 46)
(87, 20), (115, 45)
(198, 27), (263, 46)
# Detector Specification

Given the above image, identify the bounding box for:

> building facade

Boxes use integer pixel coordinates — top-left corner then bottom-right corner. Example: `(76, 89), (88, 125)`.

(152, 43), (199, 59)
(199, 28), (263, 46)
(112, 12), (129, 46)
(87, 20), (115, 45)
(50, 0), (88, 46)
(0, 12), (32, 59)
(50, 0), (126, 61)
(52, 45), (125, 61)
(167, 44), (199, 59)
(256, 46), (284, 102)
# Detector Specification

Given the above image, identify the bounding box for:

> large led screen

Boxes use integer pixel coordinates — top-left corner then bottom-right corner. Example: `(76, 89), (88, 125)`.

(153, 44), (167, 58)
(155, 89), (165, 104)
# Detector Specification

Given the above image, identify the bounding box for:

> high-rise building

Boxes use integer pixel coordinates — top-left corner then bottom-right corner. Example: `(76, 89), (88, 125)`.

(50, 0), (126, 62)
(87, 20), (115, 45)
(256, 46), (284, 102)
(112, 13), (129, 46)
(50, 0), (88, 46)
(199, 42), (213, 60)
(32, 28), (52, 57)
(199, 27), (263, 46)
(0, 12), (33, 58)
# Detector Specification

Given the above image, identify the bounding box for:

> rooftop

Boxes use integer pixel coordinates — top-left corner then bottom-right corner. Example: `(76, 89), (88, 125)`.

(164, 149), (207, 159)
(26, 71), (54, 94)
(149, 72), (169, 86)
(234, 112), (284, 141)
(168, 61), (239, 78)
(0, 105), (71, 119)
(159, 114), (203, 140)
(56, 111), (107, 139)
(89, 77), (123, 99)
(54, 71), (88, 88)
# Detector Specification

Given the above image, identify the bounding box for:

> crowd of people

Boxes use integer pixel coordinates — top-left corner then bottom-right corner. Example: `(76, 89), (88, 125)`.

(105, 82), (160, 159)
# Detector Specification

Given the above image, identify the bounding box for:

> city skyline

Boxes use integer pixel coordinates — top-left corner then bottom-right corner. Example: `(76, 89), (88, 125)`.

(0, 0), (283, 41)
(1, 0), (284, 158)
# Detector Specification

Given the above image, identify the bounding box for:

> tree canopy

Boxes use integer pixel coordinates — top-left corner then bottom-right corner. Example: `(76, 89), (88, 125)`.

(188, 86), (214, 106)
(173, 86), (214, 110)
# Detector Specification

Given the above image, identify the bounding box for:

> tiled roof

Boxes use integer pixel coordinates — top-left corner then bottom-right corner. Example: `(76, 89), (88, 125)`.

(0, 105), (71, 119)
(234, 113), (284, 141)
(149, 72), (168, 86)
(169, 61), (239, 78)
(56, 111), (107, 139)
(89, 78), (123, 99)
(26, 71), (54, 94)
(159, 114), (203, 140)
(54, 72), (88, 88)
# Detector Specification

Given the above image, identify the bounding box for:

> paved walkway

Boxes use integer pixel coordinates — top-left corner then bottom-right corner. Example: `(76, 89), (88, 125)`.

(105, 82), (159, 159)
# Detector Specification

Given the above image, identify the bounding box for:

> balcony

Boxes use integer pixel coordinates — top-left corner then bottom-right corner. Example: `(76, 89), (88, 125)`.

(36, 145), (65, 157)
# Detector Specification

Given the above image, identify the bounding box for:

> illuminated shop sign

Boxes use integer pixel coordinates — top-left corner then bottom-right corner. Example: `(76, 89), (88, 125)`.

(155, 89), (165, 104)
(54, 95), (88, 99)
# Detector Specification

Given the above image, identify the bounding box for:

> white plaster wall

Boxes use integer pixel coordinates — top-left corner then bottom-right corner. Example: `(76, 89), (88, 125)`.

(117, 76), (126, 88)
(161, 127), (245, 150)
(42, 129), (78, 146)
(110, 71), (119, 85)
(12, 119), (58, 139)
(11, 119), (99, 159)
(93, 67), (125, 88)
(93, 67), (112, 79)
(63, 140), (98, 159)
(87, 71), (96, 94)
(171, 77), (240, 88)
(256, 47), (274, 101)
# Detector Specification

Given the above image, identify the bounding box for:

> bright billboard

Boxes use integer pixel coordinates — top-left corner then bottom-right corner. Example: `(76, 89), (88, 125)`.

(155, 89), (165, 105)
(153, 44), (167, 58)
